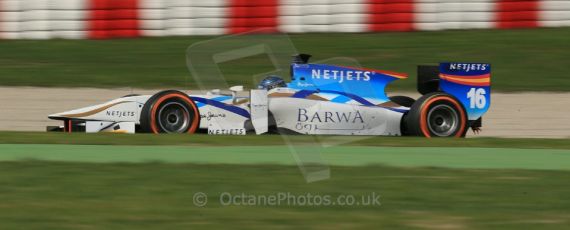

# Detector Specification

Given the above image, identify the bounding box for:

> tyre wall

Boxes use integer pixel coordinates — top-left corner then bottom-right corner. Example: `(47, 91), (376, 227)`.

(0, 0), (568, 39)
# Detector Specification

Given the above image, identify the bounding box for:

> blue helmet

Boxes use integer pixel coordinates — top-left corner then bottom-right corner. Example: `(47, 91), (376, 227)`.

(257, 76), (286, 90)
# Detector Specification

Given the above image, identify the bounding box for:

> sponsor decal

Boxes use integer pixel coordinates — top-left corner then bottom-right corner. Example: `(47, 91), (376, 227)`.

(449, 63), (489, 72)
(201, 112), (227, 121)
(297, 108), (364, 123)
(295, 82), (315, 87)
(311, 69), (371, 83)
(208, 128), (246, 135)
(105, 110), (135, 118)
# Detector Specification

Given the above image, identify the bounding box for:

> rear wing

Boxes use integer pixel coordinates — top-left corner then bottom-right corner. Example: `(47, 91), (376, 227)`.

(418, 63), (491, 120)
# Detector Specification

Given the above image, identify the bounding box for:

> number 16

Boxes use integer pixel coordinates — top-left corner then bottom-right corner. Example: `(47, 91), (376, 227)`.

(467, 88), (486, 109)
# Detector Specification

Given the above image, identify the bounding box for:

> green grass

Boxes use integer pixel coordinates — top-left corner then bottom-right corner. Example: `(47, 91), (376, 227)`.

(1, 28), (570, 91)
(1, 131), (570, 149)
(0, 162), (569, 229)
(1, 132), (570, 228)
(2, 144), (570, 170)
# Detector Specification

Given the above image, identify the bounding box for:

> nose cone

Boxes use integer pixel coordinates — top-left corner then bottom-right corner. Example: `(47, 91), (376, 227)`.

(47, 100), (124, 121)
(48, 107), (88, 120)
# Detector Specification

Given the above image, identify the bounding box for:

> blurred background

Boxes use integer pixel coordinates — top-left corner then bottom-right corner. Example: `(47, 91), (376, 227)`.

(0, 0), (569, 89)
(2, 0), (569, 38)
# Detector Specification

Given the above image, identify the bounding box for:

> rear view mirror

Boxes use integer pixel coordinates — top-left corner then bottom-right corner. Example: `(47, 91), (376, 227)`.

(229, 85), (244, 92)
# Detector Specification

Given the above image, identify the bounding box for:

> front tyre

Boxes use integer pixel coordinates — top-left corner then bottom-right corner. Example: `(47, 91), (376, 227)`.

(140, 90), (200, 134)
(405, 92), (468, 138)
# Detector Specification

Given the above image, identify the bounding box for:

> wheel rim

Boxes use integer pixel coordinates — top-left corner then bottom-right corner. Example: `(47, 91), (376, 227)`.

(427, 104), (459, 137)
(157, 102), (190, 133)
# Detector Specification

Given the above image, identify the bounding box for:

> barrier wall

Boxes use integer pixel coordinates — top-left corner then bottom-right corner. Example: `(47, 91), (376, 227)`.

(0, 0), (569, 39)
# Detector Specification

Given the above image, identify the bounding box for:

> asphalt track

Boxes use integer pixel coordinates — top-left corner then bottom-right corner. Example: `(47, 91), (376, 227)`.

(1, 87), (569, 138)
(2, 144), (570, 170)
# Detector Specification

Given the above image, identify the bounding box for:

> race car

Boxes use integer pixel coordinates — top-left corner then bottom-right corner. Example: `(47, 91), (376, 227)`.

(48, 54), (491, 137)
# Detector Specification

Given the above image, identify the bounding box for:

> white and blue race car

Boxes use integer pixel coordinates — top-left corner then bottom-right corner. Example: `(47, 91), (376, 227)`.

(48, 54), (491, 138)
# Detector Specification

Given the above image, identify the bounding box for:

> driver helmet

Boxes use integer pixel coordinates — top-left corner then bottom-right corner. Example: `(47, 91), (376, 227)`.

(257, 76), (286, 90)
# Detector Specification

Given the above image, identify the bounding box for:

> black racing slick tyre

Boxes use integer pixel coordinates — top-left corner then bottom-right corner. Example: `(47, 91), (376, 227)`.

(140, 90), (200, 134)
(404, 92), (468, 138)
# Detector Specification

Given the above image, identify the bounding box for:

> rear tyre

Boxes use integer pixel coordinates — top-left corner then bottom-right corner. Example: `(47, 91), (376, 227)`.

(140, 90), (200, 134)
(404, 92), (468, 138)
